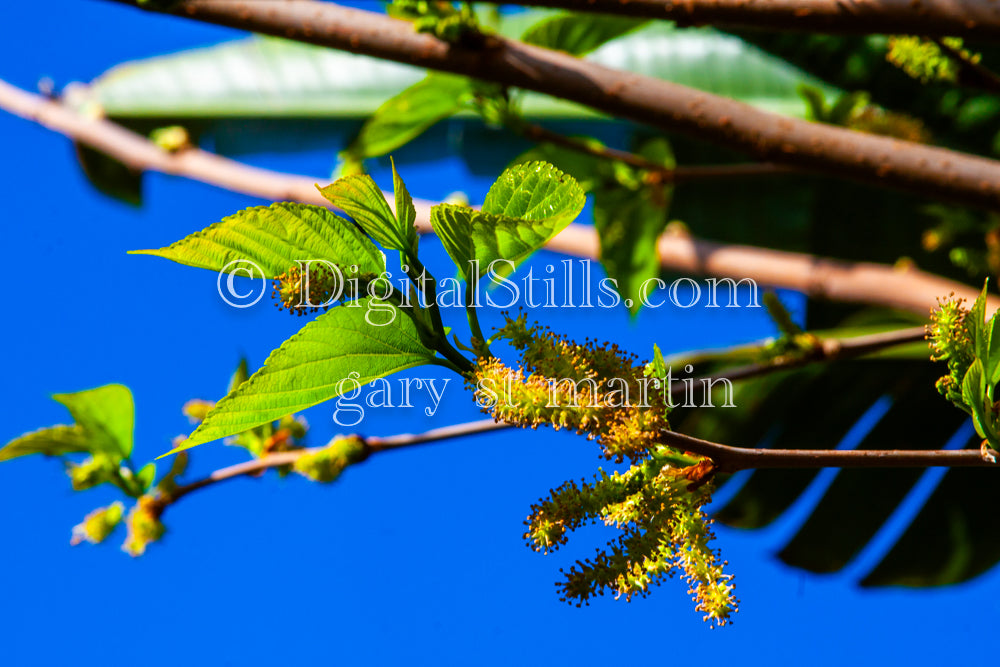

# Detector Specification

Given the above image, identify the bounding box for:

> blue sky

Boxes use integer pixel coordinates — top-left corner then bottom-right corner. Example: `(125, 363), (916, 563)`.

(0, 2), (996, 665)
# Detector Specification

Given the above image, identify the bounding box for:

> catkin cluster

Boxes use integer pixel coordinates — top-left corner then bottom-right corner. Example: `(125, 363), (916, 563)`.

(471, 313), (671, 462)
(525, 458), (737, 627)
(472, 313), (736, 624)
(926, 294), (975, 405)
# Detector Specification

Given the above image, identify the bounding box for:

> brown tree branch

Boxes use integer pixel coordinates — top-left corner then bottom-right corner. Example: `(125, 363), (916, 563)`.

(162, 419), (507, 506)
(503, 0), (1000, 42)
(2, 76), (994, 316)
(104, 0), (1000, 209)
(658, 429), (999, 473)
(692, 325), (929, 389)
(161, 404), (997, 510)
(932, 37), (1000, 94)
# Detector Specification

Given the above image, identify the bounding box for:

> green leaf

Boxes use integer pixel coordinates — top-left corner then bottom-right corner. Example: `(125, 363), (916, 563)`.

(521, 13), (647, 56)
(650, 344), (667, 377)
(131, 203), (384, 279)
(343, 74), (471, 161)
(163, 299), (439, 455)
(136, 463), (157, 493)
(510, 142), (605, 191)
(156, 451), (189, 495)
(392, 158), (419, 258)
(432, 161), (584, 282)
(0, 425), (93, 462)
(86, 27), (834, 121)
(968, 279), (990, 362)
(318, 175), (411, 253)
(52, 385), (134, 459)
(961, 359), (991, 441)
(593, 182), (671, 315)
(798, 84), (828, 121)
(594, 138), (674, 315)
(987, 313), (1000, 391)
(74, 142), (142, 206)
(229, 358), (250, 393)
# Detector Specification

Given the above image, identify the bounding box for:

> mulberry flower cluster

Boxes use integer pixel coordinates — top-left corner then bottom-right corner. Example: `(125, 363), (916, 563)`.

(472, 313), (672, 462)
(524, 455), (737, 627)
(471, 313), (736, 624)
(926, 294), (975, 406)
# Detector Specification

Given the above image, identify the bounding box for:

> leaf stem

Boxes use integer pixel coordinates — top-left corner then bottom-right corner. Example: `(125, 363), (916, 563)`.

(161, 419), (506, 507)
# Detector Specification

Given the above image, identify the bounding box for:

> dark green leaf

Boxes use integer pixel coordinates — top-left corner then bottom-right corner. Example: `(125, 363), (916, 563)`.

(861, 462), (999, 587)
(593, 138), (673, 314)
(163, 299), (439, 454)
(778, 370), (967, 573)
(74, 142), (142, 206)
(343, 74), (471, 160)
(521, 13), (647, 56)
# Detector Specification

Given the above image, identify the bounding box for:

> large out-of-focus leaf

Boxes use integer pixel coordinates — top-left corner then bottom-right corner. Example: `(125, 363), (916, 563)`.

(80, 25), (835, 120)
(675, 353), (993, 588)
(0, 425), (93, 462)
(73, 142), (142, 206)
(52, 385), (135, 459)
(342, 74), (472, 161)
(593, 138), (674, 315)
(521, 13), (647, 56)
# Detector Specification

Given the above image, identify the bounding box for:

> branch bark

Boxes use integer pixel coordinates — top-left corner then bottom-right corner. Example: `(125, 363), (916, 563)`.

(162, 419), (508, 505)
(161, 409), (998, 512)
(503, 0), (1000, 42)
(2, 76), (994, 316)
(692, 325), (929, 389)
(658, 429), (999, 473)
(104, 0), (1000, 209)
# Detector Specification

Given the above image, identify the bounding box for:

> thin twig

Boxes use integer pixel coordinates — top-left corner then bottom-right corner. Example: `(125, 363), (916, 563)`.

(163, 419), (507, 505)
(0, 78), (994, 316)
(517, 121), (796, 181)
(658, 429), (999, 473)
(689, 326), (929, 392)
(932, 37), (1000, 95)
(498, 0), (1000, 41)
(104, 0), (1000, 209)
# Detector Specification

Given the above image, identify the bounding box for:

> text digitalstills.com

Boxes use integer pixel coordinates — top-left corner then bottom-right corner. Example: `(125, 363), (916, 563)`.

(217, 257), (762, 323)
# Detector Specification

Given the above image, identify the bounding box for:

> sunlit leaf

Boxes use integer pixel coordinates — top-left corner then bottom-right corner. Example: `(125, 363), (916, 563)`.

(131, 203), (384, 279)
(432, 161), (585, 282)
(164, 299), (439, 454)
(52, 385), (134, 459)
